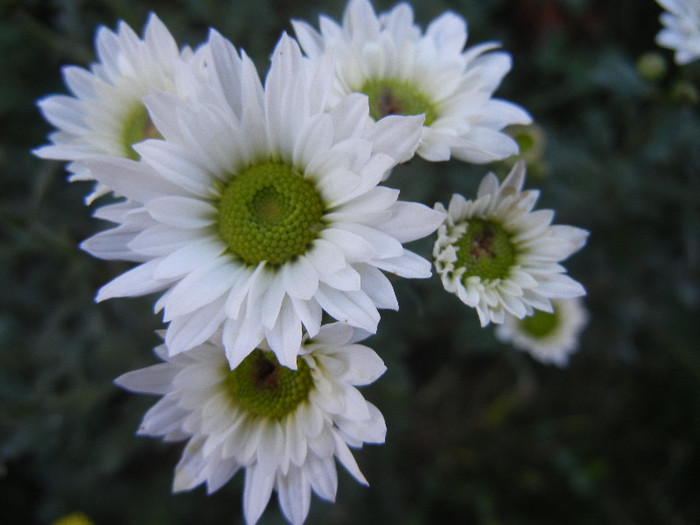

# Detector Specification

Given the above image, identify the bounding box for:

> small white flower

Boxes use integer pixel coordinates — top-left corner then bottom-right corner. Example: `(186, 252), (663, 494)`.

(496, 297), (589, 367)
(433, 161), (588, 326)
(81, 33), (445, 369)
(656, 0), (700, 65)
(115, 323), (387, 525)
(34, 14), (202, 202)
(292, 0), (531, 164)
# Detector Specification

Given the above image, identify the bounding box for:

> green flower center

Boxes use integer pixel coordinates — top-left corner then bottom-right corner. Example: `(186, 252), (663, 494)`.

(218, 162), (324, 266)
(122, 104), (161, 160)
(520, 308), (559, 338)
(454, 219), (516, 281)
(359, 78), (438, 125)
(514, 129), (535, 152)
(224, 350), (313, 419)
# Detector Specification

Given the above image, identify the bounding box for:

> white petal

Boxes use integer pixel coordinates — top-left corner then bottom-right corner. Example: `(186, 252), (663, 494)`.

(84, 157), (187, 202)
(137, 139), (217, 198)
(537, 275), (587, 298)
(357, 264), (398, 310)
(146, 196), (216, 229)
(165, 298), (228, 355)
(260, 271), (288, 329)
(163, 257), (240, 320)
(243, 466), (275, 525)
(331, 432), (367, 485)
(282, 256), (319, 300)
(81, 225), (149, 262)
(173, 438), (210, 492)
(277, 467), (312, 525)
(291, 297), (323, 337)
(362, 114), (423, 164)
(95, 260), (169, 301)
(337, 343), (387, 385)
(321, 227), (374, 262)
(315, 285), (380, 333)
(266, 297), (303, 369)
(222, 316), (265, 369)
(153, 237), (224, 280)
(379, 201), (446, 243)
(425, 11), (467, 53)
(371, 249), (432, 279)
(114, 363), (177, 394)
(306, 453), (338, 502)
(128, 225), (199, 257)
(319, 265), (361, 291)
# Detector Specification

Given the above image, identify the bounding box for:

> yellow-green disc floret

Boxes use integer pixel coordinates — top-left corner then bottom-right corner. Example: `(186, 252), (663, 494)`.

(121, 104), (161, 160)
(520, 308), (559, 338)
(218, 162), (324, 266)
(224, 350), (314, 419)
(359, 78), (438, 125)
(454, 219), (517, 281)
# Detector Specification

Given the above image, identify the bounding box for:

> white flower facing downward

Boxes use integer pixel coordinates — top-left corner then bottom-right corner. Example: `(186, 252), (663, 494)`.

(292, 0), (532, 164)
(495, 297), (589, 367)
(656, 0), (700, 65)
(81, 33), (445, 370)
(115, 323), (387, 525)
(34, 14), (201, 202)
(433, 161), (588, 327)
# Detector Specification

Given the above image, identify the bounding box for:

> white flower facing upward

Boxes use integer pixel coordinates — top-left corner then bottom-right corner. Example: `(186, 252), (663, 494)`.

(495, 297), (589, 367)
(34, 14), (202, 202)
(292, 0), (532, 164)
(433, 161), (588, 327)
(115, 323), (387, 525)
(81, 32), (445, 370)
(656, 0), (700, 65)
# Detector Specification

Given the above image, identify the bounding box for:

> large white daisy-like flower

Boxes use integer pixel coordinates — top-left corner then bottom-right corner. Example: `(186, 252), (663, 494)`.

(81, 32), (445, 369)
(495, 297), (589, 367)
(433, 161), (588, 327)
(292, 0), (531, 164)
(34, 13), (201, 201)
(115, 323), (387, 525)
(656, 0), (700, 65)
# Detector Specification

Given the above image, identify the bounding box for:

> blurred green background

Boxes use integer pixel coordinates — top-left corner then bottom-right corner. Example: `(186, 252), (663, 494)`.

(1, 0), (699, 523)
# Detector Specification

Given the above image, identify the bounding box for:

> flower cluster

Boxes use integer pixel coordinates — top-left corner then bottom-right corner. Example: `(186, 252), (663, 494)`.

(35, 0), (589, 523)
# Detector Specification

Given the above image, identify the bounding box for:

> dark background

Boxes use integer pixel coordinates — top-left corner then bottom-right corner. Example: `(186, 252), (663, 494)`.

(1, 0), (699, 523)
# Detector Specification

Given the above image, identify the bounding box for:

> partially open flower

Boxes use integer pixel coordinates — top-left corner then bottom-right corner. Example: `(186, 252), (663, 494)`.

(433, 161), (588, 326)
(496, 297), (589, 366)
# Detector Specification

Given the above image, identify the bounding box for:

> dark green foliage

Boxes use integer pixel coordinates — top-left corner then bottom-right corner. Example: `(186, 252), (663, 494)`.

(1, 0), (699, 523)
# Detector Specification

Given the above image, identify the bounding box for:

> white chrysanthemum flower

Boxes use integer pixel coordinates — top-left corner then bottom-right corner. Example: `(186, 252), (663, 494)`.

(656, 0), (700, 65)
(81, 32), (445, 369)
(115, 323), (387, 525)
(496, 297), (589, 367)
(433, 161), (588, 327)
(292, 0), (531, 164)
(34, 13), (202, 202)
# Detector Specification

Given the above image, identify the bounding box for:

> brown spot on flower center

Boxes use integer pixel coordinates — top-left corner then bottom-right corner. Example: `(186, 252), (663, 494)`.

(377, 89), (403, 118)
(470, 226), (497, 259)
(253, 358), (279, 390)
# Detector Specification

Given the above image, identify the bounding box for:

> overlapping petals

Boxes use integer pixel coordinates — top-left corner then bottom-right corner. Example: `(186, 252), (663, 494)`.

(34, 14), (204, 202)
(115, 323), (387, 525)
(433, 161), (588, 326)
(495, 297), (589, 366)
(292, 0), (531, 163)
(656, 0), (700, 65)
(82, 33), (445, 370)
